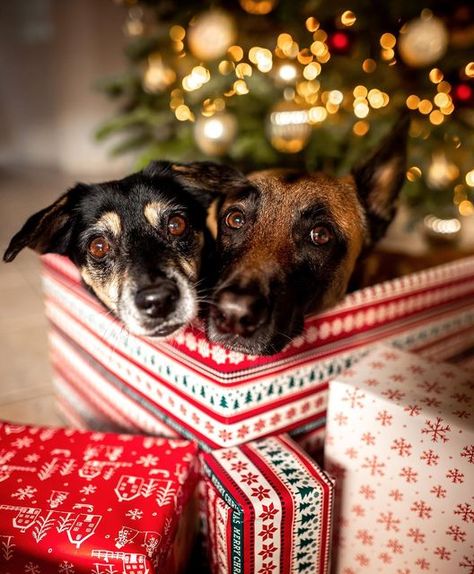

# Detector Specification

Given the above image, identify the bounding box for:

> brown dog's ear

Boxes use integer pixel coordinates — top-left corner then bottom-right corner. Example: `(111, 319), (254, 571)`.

(352, 113), (410, 244)
(143, 160), (250, 207)
(3, 185), (84, 263)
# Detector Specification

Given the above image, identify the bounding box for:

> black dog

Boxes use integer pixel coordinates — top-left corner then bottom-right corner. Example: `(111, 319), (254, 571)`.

(4, 161), (236, 338)
(206, 117), (410, 355)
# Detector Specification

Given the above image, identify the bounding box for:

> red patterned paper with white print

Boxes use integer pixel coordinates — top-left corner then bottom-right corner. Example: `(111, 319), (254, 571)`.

(324, 345), (474, 574)
(0, 421), (198, 574)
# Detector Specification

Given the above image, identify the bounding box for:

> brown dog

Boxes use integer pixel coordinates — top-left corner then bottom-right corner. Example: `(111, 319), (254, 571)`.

(206, 116), (410, 355)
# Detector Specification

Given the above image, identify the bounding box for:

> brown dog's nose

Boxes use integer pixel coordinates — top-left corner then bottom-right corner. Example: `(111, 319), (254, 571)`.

(135, 282), (179, 319)
(212, 289), (269, 337)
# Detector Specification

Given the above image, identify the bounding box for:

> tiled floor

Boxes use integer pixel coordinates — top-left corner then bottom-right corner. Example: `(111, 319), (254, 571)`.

(0, 168), (81, 427)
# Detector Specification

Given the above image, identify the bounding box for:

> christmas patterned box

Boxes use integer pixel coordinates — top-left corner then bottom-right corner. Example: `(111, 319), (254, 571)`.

(324, 345), (474, 574)
(201, 435), (334, 574)
(0, 421), (199, 574)
(42, 254), (474, 449)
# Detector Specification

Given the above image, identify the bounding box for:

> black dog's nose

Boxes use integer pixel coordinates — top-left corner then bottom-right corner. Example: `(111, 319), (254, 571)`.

(212, 288), (269, 337)
(135, 282), (179, 319)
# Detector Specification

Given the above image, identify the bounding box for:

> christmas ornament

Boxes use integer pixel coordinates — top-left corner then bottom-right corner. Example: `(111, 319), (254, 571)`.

(143, 54), (176, 93)
(194, 111), (237, 156)
(427, 151), (459, 189)
(267, 100), (311, 153)
(328, 30), (352, 55)
(187, 10), (236, 61)
(398, 15), (448, 67)
(239, 0), (278, 14)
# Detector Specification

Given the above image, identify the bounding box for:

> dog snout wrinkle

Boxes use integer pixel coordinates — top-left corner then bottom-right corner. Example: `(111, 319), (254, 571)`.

(135, 282), (179, 319)
(212, 288), (269, 337)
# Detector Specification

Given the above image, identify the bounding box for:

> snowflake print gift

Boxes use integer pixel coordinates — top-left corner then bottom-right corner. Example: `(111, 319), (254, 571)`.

(0, 421), (199, 574)
(201, 434), (334, 574)
(324, 345), (474, 574)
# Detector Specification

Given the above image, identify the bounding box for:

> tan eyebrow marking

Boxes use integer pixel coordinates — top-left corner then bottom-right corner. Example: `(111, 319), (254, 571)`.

(96, 211), (122, 237)
(144, 201), (174, 228)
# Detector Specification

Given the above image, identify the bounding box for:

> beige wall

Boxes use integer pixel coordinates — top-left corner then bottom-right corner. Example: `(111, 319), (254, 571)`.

(0, 0), (130, 177)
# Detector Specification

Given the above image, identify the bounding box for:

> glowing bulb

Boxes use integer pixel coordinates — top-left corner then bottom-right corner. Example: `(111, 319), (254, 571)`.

(203, 118), (224, 139)
(341, 11), (356, 26)
(466, 170), (474, 187)
(279, 63), (298, 82)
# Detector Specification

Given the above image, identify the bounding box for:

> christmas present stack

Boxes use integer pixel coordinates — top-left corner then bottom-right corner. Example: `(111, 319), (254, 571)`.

(0, 421), (199, 574)
(42, 254), (474, 449)
(324, 344), (474, 574)
(201, 435), (334, 574)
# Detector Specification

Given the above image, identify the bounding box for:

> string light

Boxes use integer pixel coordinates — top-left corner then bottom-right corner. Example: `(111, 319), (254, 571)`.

(305, 17), (319, 32)
(303, 62), (321, 80)
(380, 33), (396, 49)
(465, 62), (474, 78)
(406, 167), (422, 181)
(429, 68), (443, 83)
(249, 47), (273, 72)
(340, 11), (356, 27)
(308, 106), (327, 123)
(278, 63), (298, 82)
(353, 120), (369, 136)
(459, 200), (474, 216)
(406, 95), (420, 109)
(228, 46), (244, 62)
(466, 170), (474, 187)
(362, 59), (376, 73)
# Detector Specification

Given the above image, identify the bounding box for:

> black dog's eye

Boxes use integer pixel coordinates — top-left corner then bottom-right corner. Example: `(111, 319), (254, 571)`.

(310, 226), (333, 245)
(88, 236), (111, 259)
(168, 214), (188, 237)
(225, 209), (245, 230)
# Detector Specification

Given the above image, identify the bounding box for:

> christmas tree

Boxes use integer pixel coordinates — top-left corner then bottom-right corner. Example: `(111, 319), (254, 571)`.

(96, 0), (474, 218)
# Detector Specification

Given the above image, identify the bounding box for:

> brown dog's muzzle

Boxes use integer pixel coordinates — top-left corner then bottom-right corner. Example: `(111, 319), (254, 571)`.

(211, 285), (270, 338)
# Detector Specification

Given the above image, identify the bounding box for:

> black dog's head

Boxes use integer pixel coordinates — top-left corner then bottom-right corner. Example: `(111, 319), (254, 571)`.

(3, 161), (239, 337)
(207, 116), (410, 355)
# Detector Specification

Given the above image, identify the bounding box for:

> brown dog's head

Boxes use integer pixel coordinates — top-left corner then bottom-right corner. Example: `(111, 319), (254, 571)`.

(207, 116), (410, 354)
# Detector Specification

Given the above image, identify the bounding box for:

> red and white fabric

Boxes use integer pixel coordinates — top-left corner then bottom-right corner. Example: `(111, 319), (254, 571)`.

(0, 421), (199, 574)
(42, 254), (474, 449)
(201, 435), (334, 574)
(324, 345), (474, 574)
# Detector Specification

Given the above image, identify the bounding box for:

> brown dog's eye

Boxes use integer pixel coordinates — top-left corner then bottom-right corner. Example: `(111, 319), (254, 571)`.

(310, 226), (333, 245)
(168, 215), (187, 237)
(225, 209), (245, 230)
(88, 236), (111, 259)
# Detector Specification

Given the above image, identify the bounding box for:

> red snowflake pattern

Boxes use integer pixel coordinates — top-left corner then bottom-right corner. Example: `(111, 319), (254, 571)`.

(378, 552), (392, 564)
(446, 468), (464, 484)
(410, 500), (432, 519)
(391, 438), (412, 457)
(270, 413), (281, 426)
(420, 449), (439, 466)
(231, 460), (248, 473)
(351, 504), (365, 517)
(382, 389), (405, 402)
(254, 419), (266, 432)
(345, 447), (358, 459)
(334, 412), (348, 426)
(434, 546), (451, 561)
(446, 524), (466, 542)
(258, 523), (277, 541)
(376, 410), (393, 426)
(218, 429), (232, 442)
(387, 538), (403, 554)
(343, 388), (366, 408)
(404, 404), (421, 417)
(362, 455), (385, 476)
(220, 450), (236, 461)
(258, 542), (277, 560)
(356, 529), (374, 545)
(359, 484), (376, 500)
(460, 445), (474, 464)
(389, 489), (403, 502)
(454, 503), (474, 523)
(355, 553), (369, 566)
(259, 503), (279, 521)
(421, 396), (441, 408)
(459, 555), (474, 574)
(361, 432), (376, 446)
(377, 512), (400, 532)
(251, 485), (271, 501)
(415, 558), (430, 570)
(240, 472), (259, 485)
(430, 484), (447, 498)
(399, 466), (418, 483)
(236, 425), (250, 439)
(407, 527), (425, 543)
(258, 563), (276, 574)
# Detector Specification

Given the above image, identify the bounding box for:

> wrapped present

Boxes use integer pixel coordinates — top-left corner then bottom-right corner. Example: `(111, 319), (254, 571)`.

(42, 254), (474, 449)
(324, 345), (474, 574)
(0, 421), (199, 574)
(201, 435), (334, 574)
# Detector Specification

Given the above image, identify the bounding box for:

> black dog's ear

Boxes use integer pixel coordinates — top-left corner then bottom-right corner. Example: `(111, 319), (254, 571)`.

(144, 160), (250, 207)
(352, 113), (410, 244)
(3, 185), (84, 263)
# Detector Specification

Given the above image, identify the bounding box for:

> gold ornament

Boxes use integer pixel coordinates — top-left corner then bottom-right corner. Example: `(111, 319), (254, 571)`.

(398, 15), (448, 67)
(427, 152), (459, 189)
(194, 112), (238, 155)
(267, 100), (311, 153)
(239, 0), (278, 15)
(143, 55), (176, 93)
(188, 11), (236, 61)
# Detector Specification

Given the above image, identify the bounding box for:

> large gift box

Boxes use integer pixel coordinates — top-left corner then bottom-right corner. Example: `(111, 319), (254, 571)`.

(0, 421), (199, 573)
(201, 435), (334, 574)
(324, 345), (474, 574)
(42, 254), (474, 449)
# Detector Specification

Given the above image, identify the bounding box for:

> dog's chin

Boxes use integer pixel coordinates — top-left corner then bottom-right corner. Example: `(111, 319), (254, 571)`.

(206, 325), (294, 356)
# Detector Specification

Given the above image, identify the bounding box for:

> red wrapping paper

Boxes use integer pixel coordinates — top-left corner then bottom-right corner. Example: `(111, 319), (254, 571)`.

(201, 435), (334, 574)
(42, 254), (474, 450)
(0, 421), (199, 573)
